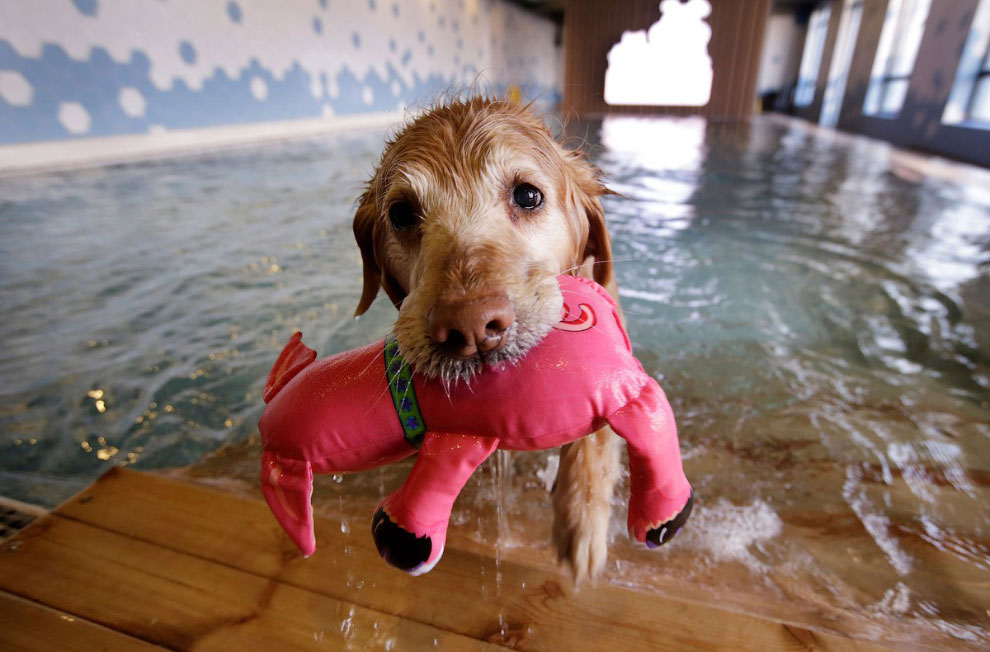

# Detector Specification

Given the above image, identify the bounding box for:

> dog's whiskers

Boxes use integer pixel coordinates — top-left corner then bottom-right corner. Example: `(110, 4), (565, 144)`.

(557, 256), (641, 277)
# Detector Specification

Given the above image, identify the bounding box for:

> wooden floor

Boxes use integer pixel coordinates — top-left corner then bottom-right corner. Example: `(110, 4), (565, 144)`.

(0, 469), (889, 651)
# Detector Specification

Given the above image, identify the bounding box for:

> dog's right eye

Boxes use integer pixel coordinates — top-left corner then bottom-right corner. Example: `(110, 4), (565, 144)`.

(388, 202), (418, 231)
(512, 183), (543, 210)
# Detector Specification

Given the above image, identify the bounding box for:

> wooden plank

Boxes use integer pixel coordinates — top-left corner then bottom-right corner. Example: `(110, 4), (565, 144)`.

(54, 468), (888, 651)
(0, 512), (498, 651)
(0, 591), (165, 652)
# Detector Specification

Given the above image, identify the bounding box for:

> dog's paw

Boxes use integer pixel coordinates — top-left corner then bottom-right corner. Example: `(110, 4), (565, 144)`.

(552, 431), (620, 582)
(643, 492), (694, 549)
(371, 507), (443, 575)
(552, 504), (610, 582)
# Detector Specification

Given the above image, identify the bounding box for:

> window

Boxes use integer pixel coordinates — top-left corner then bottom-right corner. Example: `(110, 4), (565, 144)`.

(820, 0), (863, 127)
(943, 0), (990, 126)
(794, 4), (831, 107)
(971, 51), (990, 123)
(603, 0), (713, 106)
(863, 0), (932, 116)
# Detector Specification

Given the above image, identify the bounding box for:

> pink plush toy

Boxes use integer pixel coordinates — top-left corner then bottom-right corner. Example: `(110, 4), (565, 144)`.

(259, 275), (692, 574)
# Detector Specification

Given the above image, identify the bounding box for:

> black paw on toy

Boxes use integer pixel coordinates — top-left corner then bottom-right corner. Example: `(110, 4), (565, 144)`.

(371, 507), (432, 572)
(645, 492), (694, 549)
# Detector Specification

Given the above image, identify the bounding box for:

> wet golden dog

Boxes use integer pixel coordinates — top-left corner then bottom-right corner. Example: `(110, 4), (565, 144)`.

(352, 96), (620, 579)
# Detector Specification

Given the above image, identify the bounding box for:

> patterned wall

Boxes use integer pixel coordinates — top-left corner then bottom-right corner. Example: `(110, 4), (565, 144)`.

(0, 0), (562, 145)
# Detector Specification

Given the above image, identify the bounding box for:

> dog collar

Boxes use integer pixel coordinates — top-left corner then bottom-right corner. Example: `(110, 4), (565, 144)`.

(384, 334), (427, 448)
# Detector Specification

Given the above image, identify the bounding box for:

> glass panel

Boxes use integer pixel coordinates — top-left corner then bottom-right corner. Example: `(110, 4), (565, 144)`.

(880, 78), (909, 114)
(864, 0), (902, 114)
(941, 0), (990, 125)
(969, 77), (990, 123)
(889, 0), (932, 77)
(821, 0), (863, 127)
(863, 0), (931, 116)
(794, 4), (831, 107)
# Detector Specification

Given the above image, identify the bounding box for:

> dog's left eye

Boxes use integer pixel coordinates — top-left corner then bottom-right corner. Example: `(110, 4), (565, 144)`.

(512, 183), (543, 210)
(388, 201), (418, 231)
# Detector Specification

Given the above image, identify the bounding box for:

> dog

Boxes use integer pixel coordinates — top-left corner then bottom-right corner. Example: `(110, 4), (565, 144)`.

(352, 96), (621, 580)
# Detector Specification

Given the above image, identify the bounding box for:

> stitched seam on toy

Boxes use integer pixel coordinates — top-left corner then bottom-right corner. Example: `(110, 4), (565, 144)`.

(384, 334), (426, 449)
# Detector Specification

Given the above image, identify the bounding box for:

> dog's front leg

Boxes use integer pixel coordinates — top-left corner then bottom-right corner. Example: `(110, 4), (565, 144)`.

(552, 257), (624, 581)
(552, 428), (621, 581)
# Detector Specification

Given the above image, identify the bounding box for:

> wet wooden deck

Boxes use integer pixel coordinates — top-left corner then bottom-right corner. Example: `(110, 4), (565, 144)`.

(0, 468), (888, 651)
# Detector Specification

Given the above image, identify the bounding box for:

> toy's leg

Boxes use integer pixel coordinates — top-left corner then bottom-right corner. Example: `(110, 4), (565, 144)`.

(372, 432), (498, 575)
(261, 450), (315, 556)
(607, 381), (693, 548)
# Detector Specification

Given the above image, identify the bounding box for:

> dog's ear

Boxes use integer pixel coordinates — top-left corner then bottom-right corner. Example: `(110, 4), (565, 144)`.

(353, 190), (408, 315)
(564, 151), (615, 288)
(580, 184), (614, 288)
(353, 191), (382, 317)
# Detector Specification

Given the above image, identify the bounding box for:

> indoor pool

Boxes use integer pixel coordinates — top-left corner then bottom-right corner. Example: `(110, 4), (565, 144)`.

(1, 115), (988, 647)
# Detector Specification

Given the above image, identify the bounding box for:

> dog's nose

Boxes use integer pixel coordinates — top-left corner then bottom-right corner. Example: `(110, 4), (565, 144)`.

(429, 294), (515, 357)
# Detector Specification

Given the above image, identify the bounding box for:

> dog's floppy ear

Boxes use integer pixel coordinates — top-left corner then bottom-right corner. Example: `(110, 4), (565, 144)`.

(353, 190), (408, 315)
(564, 151), (615, 288)
(353, 191), (382, 317)
(580, 184), (615, 288)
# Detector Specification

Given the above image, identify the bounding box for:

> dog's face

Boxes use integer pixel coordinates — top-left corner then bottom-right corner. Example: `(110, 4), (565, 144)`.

(353, 98), (612, 384)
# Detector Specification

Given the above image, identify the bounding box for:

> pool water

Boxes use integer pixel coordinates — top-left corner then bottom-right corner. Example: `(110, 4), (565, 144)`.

(1, 115), (988, 646)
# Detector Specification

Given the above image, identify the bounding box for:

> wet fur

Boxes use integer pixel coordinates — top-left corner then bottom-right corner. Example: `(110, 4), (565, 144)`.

(352, 96), (621, 580)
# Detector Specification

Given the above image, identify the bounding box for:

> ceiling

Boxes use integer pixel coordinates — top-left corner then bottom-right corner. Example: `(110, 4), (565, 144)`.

(509, 0), (825, 24)
(506, 0), (566, 24)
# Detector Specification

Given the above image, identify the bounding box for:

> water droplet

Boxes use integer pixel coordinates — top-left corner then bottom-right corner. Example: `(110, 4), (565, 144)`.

(332, 474), (344, 483)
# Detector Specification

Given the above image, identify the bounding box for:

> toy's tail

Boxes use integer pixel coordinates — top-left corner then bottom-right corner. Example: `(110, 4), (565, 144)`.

(260, 449), (316, 556)
(263, 331), (316, 403)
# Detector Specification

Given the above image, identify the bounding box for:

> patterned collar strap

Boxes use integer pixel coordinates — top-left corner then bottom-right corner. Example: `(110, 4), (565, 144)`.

(384, 334), (426, 449)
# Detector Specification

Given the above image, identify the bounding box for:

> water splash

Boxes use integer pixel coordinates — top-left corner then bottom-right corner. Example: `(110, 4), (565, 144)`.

(487, 449), (512, 638)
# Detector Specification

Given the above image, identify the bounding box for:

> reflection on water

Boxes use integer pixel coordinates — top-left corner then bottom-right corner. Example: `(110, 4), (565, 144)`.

(1, 116), (988, 646)
(596, 115), (990, 647)
(0, 134), (403, 501)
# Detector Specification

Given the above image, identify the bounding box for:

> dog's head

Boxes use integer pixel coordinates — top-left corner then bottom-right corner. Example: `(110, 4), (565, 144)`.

(353, 97), (612, 384)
